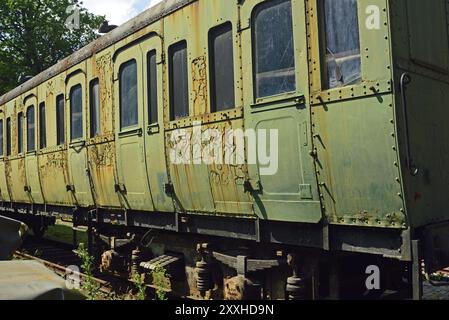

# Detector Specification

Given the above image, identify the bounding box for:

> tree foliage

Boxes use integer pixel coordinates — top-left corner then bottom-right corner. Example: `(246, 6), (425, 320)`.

(0, 0), (106, 96)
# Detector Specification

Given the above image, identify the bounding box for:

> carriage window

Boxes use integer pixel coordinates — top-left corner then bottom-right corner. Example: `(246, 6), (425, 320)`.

(119, 60), (138, 129)
(26, 106), (35, 152)
(0, 120), (3, 157)
(39, 102), (46, 149)
(56, 94), (65, 145)
(147, 50), (158, 124)
(321, 0), (361, 89)
(70, 85), (83, 140)
(169, 41), (189, 121)
(18, 112), (23, 154)
(90, 79), (101, 137)
(252, 0), (296, 99)
(209, 23), (235, 112)
(6, 118), (11, 156)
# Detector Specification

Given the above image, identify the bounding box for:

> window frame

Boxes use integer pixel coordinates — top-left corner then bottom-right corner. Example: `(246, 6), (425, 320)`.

(89, 78), (101, 138)
(39, 102), (46, 149)
(56, 94), (65, 146)
(168, 40), (189, 121)
(119, 59), (139, 130)
(17, 112), (24, 154)
(318, 0), (362, 90)
(208, 22), (236, 113)
(26, 105), (36, 152)
(0, 119), (3, 158)
(251, 0), (297, 102)
(69, 84), (84, 141)
(6, 117), (11, 156)
(147, 50), (158, 125)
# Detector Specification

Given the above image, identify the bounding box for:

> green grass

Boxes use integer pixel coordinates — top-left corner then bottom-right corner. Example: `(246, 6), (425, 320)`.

(44, 221), (88, 246)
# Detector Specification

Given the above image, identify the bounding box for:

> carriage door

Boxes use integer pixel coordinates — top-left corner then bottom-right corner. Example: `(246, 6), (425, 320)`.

(240, 0), (322, 223)
(66, 69), (94, 207)
(113, 45), (154, 211)
(24, 93), (44, 204)
(140, 37), (174, 212)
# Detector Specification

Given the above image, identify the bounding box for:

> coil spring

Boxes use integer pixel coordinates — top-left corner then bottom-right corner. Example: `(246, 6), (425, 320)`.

(196, 260), (210, 296)
(131, 249), (141, 276)
(286, 276), (306, 300)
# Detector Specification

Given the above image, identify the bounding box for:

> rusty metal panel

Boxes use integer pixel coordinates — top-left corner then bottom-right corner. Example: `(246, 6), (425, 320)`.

(86, 49), (122, 208)
(36, 75), (74, 207)
(0, 162), (10, 202)
(65, 63), (95, 207)
(113, 41), (155, 211)
(238, 0), (322, 222)
(4, 96), (29, 203)
(140, 26), (175, 213)
(0, 109), (10, 202)
(161, 0), (253, 216)
(306, 0), (405, 228)
(312, 95), (405, 228)
(23, 90), (45, 204)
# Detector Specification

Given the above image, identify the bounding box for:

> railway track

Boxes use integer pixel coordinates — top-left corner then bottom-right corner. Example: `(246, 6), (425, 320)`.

(13, 236), (133, 299)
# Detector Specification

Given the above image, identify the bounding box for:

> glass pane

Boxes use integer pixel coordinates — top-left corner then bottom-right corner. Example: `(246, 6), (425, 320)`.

(56, 95), (65, 145)
(39, 102), (46, 149)
(322, 0), (361, 89)
(70, 85), (83, 140)
(147, 50), (158, 124)
(6, 118), (11, 156)
(26, 106), (35, 152)
(253, 0), (296, 99)
(0, 120), (3, 157)
(210, 23), (235, 112)
(120, 60), (138, 129)
(169, 41), (189, 120)
(90, 79), (101, 137)
(18, 112), (23, 154)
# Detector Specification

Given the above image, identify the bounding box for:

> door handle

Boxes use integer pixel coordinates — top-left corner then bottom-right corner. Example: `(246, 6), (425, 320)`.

(399, 72), (418, 176)
(147, 124), (160, 135)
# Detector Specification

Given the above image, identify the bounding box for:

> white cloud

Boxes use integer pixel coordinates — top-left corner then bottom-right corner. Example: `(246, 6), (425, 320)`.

(148, 0), (164, 9)
(82, 0), (165, 26)
(149, 0), (163, 7)
(82, 0), (139, 25)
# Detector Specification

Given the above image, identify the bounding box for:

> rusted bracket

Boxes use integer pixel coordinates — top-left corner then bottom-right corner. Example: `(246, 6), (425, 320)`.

(114, 183), (126, 194)
(243, 179), (261, 193)
(164, 183), (175, 196)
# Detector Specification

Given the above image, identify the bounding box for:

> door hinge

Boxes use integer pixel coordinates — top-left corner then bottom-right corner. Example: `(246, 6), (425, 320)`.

(244, 179), (261, 193)
(114, 183), (126, 193)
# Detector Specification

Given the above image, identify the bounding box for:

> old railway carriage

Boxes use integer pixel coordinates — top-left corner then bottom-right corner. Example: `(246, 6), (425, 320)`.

(0, 0), (449, 299)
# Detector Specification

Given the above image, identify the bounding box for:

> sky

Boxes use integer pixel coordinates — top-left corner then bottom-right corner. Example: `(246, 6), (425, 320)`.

(82, 0), (164, 26)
